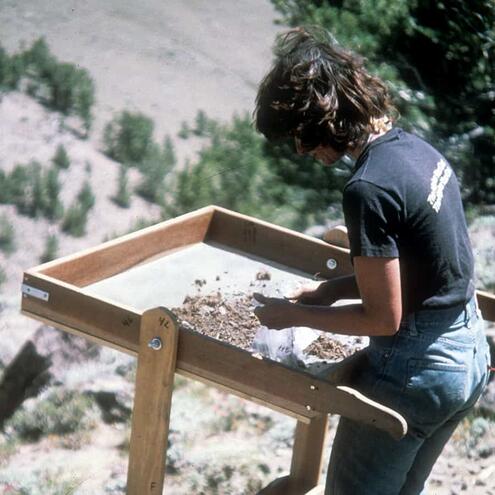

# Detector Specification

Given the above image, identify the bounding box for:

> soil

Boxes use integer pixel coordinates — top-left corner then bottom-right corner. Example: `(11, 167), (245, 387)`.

(172, 293), (260, 351)
(172, 292), (351, 362)
(304, 334), (350, 361)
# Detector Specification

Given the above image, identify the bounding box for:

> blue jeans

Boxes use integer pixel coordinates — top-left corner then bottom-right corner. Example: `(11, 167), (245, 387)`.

(325, 296), (491, 495)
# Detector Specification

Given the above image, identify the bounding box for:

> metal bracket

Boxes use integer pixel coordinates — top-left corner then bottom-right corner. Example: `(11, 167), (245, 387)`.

(21, 284), (50, 302)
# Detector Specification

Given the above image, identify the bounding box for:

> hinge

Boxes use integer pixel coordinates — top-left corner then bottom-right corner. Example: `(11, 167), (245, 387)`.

(22, 283), (50, 302)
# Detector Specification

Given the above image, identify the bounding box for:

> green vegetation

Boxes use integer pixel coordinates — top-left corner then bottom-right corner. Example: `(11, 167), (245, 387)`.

(43, 167), (64, 220)
(136, 136), (176, 204)
(178, 120), (191, 139)
(0, 38), (95, 134)
(62, 206), (87, 237)
(52, 144), (70, 169)
(40, 234), (59, 263)
(0, 214), (15, 254)
(270, 0), (495, 205)
(77, 180), (96, 212)
(103, 111), (177, 206)
(0, 266), (6, 289)
(163, 4), (492, 224)
(0, 468), (83, 495)
(7, 389), (96, 441)
(0, 162), (63, 221)
(62, 181), (95, 237)
(193, 109), (212, 137)
(103, 110), (154, 165)
(113, 165), (132, 208)
(165, 111), (346, 230)
(0, 436), (18, 466)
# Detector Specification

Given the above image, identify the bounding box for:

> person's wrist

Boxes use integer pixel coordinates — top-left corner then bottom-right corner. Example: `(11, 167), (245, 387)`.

(320, 280), (337, 304)
(291, 302), (308, 327)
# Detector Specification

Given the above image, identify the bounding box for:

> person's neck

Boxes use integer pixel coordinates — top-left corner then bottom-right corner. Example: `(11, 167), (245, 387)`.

(347, 121), (392, 160)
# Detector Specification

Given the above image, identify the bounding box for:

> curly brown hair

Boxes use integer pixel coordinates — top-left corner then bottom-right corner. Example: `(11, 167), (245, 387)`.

(254, 27), (397, 152)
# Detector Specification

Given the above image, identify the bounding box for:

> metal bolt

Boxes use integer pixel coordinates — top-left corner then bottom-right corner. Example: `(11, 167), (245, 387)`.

(306, 405), (313, 411)
(148, 337), (162, 350)
(310, 385), (317, 391)
(327, 258), (338, 270)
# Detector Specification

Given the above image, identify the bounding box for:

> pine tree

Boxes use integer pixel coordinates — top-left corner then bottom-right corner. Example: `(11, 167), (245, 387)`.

(44, 167), (64, 220)
(0, 215), (15, 254)
(62, 204), (87, 237)
(40, 234), (59, 263)
(77, 181), (95, 213)
(113, 166), (131, 208)
(52, 144), (70, 169)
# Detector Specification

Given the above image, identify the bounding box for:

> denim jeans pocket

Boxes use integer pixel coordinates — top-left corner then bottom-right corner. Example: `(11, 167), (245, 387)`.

(400, 358), (467, 437)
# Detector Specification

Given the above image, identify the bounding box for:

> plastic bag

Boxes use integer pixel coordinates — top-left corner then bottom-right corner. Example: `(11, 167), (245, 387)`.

(251, 325), (320, 367)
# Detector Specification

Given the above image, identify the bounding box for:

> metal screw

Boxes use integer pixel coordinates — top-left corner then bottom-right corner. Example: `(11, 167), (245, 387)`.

(327, 258), (338, 270)
(310, 385), (317, 391)
(306, 405), (313, 411)
(148, 337), (162, 350)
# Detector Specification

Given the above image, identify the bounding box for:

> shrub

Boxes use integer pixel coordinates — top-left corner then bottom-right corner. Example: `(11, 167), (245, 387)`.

(136, 137), (175, 204)
(62, 181), (95, 236)
(43, 167), (64, 220)
(77, 180), (95, 212)
(1, 164), (29, 205)
(52, 144), (70, 169)
(0, 171), (8, 203)
(0, 50), (26, 90)
(0, 266), (6, 289)
(103, 111), (154, 165)
(0, 436), (18, 465)
(40, 234), (59, 263)
(165, 113), (346, 230)
(178, 121), (191, 139)
(193, 109), (209, 136)
(0, 215), (15, 254)
(62, 204), (87, 237)
(22, 37), (55, 78)
(0, 46), (11, 89)
(2, 162), (63, 220)
(192, 109), (217, 137)
(0, 468), (83, 495)
(13, 37), (96, 132)
(8, 161), (48, 218)
(162, 134), (176, 167)
(113, 166), (131, 208)
(29, 165), (47, 218)
(7, 389), (96, 441)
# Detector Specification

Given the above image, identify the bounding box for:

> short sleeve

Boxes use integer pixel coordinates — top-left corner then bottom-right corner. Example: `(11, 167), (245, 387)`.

(343, 180), (400, 259)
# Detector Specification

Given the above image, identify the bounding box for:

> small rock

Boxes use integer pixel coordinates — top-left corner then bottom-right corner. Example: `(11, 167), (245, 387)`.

(255, 269), (271, 281)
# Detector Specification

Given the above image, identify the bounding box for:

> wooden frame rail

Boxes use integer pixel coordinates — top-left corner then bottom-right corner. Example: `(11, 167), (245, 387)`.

(20, 207), (495, 494)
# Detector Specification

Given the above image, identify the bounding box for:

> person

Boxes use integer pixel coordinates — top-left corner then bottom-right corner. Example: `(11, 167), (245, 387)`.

(252, 27), (491, 495)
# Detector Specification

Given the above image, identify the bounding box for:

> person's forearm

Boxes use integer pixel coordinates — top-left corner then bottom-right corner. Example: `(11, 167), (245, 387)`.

(323, 274), (360, 300)
(292, 302), (398, 336)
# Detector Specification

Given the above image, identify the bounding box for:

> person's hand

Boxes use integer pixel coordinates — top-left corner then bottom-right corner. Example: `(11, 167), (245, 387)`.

(253, 293), (302, 330)
(286, 280), (338, 306)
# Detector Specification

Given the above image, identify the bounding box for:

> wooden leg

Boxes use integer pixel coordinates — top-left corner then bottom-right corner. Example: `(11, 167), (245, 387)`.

(127, 308), (179, 495)
(258, 414), (328, 495)
(289, 414), (328, 493)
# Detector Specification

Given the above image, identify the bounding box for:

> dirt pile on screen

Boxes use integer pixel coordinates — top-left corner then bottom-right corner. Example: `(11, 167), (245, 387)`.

(172, 293), (352, 361)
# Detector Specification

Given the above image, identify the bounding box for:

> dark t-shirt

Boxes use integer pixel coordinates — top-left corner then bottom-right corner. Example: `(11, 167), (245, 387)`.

(343, 127), (474, 312)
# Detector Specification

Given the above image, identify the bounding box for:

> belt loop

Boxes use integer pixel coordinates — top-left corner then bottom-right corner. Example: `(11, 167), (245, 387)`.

(465, 302), (473, 328)
(408, 312), (418, 336)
